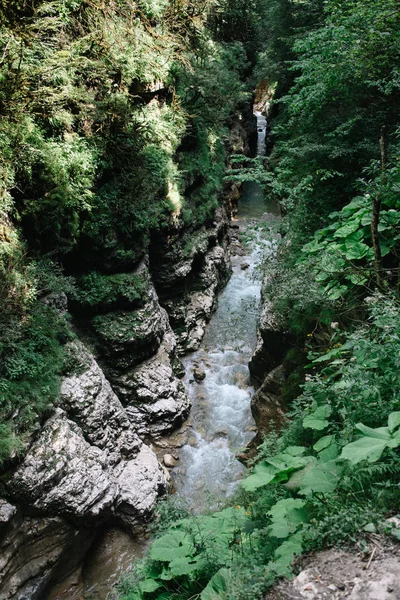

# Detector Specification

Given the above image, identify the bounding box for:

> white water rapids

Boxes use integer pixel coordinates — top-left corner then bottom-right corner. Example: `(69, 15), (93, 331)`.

(172, 180), (279, 512)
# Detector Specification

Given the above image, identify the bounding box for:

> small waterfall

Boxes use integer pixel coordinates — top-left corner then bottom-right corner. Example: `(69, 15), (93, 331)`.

(254, 110), (267, 156)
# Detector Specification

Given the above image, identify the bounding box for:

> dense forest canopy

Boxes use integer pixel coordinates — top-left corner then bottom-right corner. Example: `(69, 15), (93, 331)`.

(1, 0), (400, 597)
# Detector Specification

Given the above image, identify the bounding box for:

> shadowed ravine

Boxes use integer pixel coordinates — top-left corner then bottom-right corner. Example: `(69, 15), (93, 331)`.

(48, 120), (279, 600)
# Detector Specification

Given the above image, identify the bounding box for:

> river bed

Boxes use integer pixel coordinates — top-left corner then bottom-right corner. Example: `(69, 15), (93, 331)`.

(172, 181), (279, 512)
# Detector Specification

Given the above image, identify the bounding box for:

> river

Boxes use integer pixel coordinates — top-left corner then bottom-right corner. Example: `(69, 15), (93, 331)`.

(172, 181), (279, 512)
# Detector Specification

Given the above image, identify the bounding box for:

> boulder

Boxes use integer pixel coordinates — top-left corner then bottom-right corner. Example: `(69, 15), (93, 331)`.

(163, 454), (179, 468)
(193, 367), (206, 382)
(110, 324), (191, 438)
(60, 340), (142, 462)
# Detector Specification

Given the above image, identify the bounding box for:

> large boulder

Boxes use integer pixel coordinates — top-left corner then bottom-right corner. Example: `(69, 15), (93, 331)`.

(4, 342), (168, 530)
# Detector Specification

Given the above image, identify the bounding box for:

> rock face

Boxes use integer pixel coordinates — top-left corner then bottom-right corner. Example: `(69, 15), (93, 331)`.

(0, 506), (95, 600)
(5, 343), (168, 532)
(150, 207), (232, 353)
(0, 342), (168, 597)
(249, 281), (289, 386)
(82, 263), (191, 438)
(251, 365), (286, 435)
(0, 204), (233, 598)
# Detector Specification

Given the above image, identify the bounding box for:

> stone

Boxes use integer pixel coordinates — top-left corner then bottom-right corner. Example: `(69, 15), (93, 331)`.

(6, 411), (117, 521)
(91, 282), (166, 372)
(241, 262), (250, 270)
(60, 340), (142, 462)
(249, 281), (289, 385)
(251, 365), (286, 435)
(193, 367), (206, 382)
(115, 444), (167, 530)
(0, 512), (95, 600)
(149, 207), (232, 353)
(265, 549), (400, 600)
(163, 454), (178, 468)
(111, 326), (190, 437)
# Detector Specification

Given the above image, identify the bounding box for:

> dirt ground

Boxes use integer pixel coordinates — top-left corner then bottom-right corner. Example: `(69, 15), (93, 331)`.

(265, 541), (400, 599)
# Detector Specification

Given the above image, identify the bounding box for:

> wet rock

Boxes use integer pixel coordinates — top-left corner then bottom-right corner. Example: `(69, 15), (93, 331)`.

(241, 262), (250, 270)
(115, 444), (166, 530)
(193, 367), (206, 382)
(251, 365), (286, 435)
(249, 288), (289, 385)
(6, 411), (116, 520)
(5, 405), (167, 532)
(91, 282), (166, 372)
(163, 454), (178, 468)
(112, 326), (190, 437)
(0, 511), (95, 600)
(149, 207), (232, 353)
(60, 340), (142, 462)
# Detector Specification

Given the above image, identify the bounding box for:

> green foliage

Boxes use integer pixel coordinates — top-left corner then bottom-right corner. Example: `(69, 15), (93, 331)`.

(0, 303), (71, 466)
(72, 271), (147, 312)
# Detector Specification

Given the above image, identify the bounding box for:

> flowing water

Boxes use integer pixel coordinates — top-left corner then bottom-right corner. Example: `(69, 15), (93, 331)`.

(172, 182), (279, 512)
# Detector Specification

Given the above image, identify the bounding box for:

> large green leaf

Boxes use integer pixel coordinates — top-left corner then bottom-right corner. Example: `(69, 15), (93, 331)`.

(149, 530), (193, 562)
(388, 412), (400, 433)
(355, 423), (392, 440)
(333, 220), (361, 238)
(340, 437), (389, 465)
(201, 568), (231, 599)
(241, 451), (308, 492)
(163, 556), (207, 578)
(313, 435), (333, 452)
(269, 499), (309, 538)
(271, 532), (304, 575)
(139, 579), (163, 593)
(344, 241), (370, 260)
(241, 461), (277, 492)
(303, 405), (332, 430)
(299, 460), (341, 495)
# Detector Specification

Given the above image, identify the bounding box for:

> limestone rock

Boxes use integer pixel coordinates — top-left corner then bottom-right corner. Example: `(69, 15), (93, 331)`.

(91, 283), (166, 372)
(264, 549), (400, 600)
(163, 454), (178, 468)
(115, 444), (167, 530)
(150, 207), (232, 353)
(193, 367), (206, 382)
(0, 511), (95, 600)
(60, 340), (142, 461)
(251, 365), (286, 435)
(249, 291), (288, 385)
(41, 291), (68, 314)
(6, 411), (117, 521)
(5, 408), (167, 530)
(111, 324), (190, 437)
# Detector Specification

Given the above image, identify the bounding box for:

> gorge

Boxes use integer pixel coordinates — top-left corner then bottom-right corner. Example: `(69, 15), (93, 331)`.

(2, 1), (400, 599)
